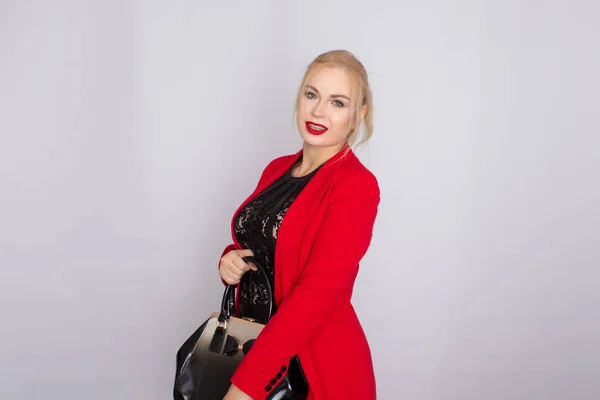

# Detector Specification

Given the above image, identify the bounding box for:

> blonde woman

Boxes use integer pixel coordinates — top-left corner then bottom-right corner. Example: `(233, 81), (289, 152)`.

(220, 50), (380, 400)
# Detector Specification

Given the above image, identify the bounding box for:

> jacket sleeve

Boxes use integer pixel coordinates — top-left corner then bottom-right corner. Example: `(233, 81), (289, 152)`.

(230, 172), (381, 400)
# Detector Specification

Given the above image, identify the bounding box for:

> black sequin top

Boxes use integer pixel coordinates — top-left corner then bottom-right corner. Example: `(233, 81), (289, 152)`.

(233, 160), (321, 324)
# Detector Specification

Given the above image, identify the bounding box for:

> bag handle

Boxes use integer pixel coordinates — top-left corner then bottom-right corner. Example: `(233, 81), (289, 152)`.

(220, 256), (274, 319)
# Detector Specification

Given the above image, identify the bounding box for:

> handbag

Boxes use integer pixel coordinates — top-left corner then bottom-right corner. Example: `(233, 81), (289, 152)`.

(173, 256), (309, 400)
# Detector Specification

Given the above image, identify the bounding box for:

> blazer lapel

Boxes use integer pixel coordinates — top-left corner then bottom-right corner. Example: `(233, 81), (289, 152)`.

(273, 148), (354, 303)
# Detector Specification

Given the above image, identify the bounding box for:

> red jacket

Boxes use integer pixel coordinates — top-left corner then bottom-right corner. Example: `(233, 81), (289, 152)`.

(220, 146), (380, 400)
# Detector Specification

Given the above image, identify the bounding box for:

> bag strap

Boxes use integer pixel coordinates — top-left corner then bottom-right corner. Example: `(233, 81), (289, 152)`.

(220, 256), (274, 319)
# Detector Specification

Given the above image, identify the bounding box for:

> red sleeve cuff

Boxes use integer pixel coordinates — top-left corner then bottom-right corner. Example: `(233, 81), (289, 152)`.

(231, 358), (291, 400)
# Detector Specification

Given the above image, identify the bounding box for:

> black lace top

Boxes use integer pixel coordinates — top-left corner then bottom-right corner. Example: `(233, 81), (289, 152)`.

(233, 160), (321, 324)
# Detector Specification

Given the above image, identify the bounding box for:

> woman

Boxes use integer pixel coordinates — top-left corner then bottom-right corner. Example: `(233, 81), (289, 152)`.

(220, 49), (380, 400)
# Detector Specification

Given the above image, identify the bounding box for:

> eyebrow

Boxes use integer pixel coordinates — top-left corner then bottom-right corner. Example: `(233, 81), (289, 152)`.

(306, 85), (351, 101)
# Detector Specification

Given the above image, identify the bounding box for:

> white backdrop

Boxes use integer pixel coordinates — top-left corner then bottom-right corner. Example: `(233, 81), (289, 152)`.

(1, 1), (598, 399)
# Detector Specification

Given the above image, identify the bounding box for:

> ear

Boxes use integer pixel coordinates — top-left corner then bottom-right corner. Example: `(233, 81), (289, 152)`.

(349, 105), (368, 136)
(360, 104), (367, 121)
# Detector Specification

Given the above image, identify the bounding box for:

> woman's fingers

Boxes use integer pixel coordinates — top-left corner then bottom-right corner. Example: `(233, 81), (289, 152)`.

(246, 261), (258, 272)
(235, 249), (257, 271)
(219, 248), (258, 284)
(220, 268), (240, 285)
(230, 249), (256, 273)
(237, 249), (254, 258)
(227, 259), (246, 275)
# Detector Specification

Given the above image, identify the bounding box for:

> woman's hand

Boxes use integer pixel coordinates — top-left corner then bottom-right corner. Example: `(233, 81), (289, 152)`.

(219, 248), (257, 285)
(223, 383), (253, 400)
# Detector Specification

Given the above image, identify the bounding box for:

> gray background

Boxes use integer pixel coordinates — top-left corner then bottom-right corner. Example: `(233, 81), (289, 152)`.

(1, 1), (598, 399)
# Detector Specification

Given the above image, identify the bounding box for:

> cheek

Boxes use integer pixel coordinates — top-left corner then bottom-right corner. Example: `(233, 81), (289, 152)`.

(298, 103), (308, 116)
(330, 112), (352, 132)
(296, 105), (307, 122)
(296, 107), (308, 130)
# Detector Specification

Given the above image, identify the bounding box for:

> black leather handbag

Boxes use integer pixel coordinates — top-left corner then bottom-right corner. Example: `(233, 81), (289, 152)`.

(173, 256), (308, 400)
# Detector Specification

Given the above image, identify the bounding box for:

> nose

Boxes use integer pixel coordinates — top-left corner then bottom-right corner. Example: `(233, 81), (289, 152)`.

(311, 99), (326, 118)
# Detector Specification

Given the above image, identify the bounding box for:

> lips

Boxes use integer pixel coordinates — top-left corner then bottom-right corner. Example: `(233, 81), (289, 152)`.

(305, 121), (328, 135)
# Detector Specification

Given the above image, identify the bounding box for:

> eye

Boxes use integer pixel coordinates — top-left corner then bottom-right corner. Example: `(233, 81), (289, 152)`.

(332, 100), (345, 107)
(304, 91), (317, 100)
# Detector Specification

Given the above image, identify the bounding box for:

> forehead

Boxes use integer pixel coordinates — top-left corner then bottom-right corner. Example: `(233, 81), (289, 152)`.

(306, 66), (353, 96)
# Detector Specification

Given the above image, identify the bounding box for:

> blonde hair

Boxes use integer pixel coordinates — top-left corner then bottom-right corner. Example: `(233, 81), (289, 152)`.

(294, 49), (374, 149)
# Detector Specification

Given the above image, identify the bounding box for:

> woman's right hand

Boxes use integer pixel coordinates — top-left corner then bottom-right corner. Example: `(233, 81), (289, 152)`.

(219, 249), (257, 285)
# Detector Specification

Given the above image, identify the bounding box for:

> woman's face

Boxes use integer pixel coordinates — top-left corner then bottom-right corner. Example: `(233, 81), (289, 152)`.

(296, 66), (360, 151)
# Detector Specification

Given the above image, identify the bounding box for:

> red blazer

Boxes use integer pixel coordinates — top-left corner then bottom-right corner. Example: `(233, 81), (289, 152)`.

(219, 146), (380, 400)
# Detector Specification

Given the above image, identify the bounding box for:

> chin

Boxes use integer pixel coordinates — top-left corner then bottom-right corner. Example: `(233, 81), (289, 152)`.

(300, 134), (347, 152)
(299, 131), (327, 147)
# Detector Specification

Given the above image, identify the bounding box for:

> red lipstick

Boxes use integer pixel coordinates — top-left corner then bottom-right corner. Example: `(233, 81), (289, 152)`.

(305, 121), (328, 135)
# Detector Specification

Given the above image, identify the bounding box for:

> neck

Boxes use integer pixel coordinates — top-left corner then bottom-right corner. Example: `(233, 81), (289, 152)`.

(292, 142), (347, 177)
